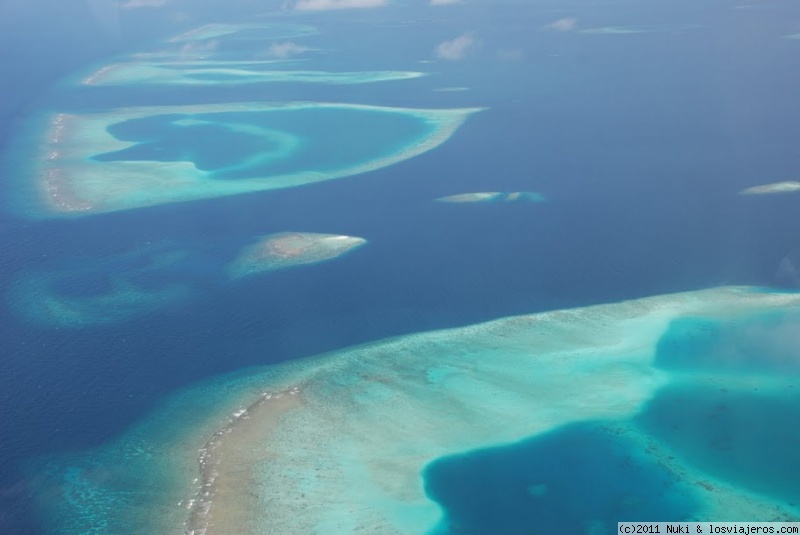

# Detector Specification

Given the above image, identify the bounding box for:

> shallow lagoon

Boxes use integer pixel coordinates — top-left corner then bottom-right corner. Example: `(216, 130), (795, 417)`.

(14, 103), (480, 219)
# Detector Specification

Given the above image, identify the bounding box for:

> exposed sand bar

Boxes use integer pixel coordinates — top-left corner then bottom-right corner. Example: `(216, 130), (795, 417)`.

(739, 181), (800, 195)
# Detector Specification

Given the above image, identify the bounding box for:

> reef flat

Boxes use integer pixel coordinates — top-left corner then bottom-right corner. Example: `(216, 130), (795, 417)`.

(77, 22), (324, 84)
(14, 104), (481, 219)
(436, 191), (545, 203)
(7, 245), (194, 328)
(168, 23), (317, 43)
(81, 64), (425, 87)
(226, 232), (367, 280)
(27, 287), (800, 533)
(739, 181), (800, 195)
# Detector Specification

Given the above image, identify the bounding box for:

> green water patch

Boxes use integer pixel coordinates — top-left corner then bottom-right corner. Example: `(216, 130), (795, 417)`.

(423, 422), (699, 534)
(637, 385), (800, 506)
(18, 103), (480, 219)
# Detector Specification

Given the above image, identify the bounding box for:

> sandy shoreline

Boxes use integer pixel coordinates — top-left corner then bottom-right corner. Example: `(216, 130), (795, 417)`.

(185, 387), (303, 535)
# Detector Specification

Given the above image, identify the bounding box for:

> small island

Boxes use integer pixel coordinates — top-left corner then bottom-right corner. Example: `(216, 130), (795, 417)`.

(226, 232), (366, 280)
(739, 181), (800, 196)
(436, 191), (545, 203)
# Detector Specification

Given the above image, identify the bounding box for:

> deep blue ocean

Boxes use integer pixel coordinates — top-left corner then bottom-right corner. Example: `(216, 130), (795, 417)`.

(1, 0), (800, 532)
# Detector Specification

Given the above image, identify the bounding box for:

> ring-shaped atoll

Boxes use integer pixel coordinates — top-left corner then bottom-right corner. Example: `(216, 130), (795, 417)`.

(12, 103), (482, 219)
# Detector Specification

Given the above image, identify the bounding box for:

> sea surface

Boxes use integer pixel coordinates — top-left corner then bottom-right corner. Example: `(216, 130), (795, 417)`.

(1, 0), (799, 533)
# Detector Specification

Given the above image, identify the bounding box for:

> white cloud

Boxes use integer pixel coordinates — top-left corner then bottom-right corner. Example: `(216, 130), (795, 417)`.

(294, 0), (387, 11)
(430, 0), (461, 5)
(265, 42), (310, 59)
(544, 17), (577, 31)
(120, 0), (167, 8)
(435, 32), (475, 60)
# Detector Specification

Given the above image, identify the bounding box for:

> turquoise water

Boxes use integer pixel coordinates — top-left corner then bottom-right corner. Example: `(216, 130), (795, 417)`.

(94, 108), (433, 180)
(18, 287), (800, 533)
(655, 313), (800, 374)
(639, 386), (800, 507)
(2, 0), (800, 533)
(12, 102), (476, 218)
(424, 423), (698, 535)
(28, 367), (283, 534)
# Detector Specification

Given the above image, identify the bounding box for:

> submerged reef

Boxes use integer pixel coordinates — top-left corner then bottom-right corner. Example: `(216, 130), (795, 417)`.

(8, 232), (366, 328)
(226, 232), (366, 280)
(78, 21), (416, 87)
(26, 287), (800, 533)
(7, 245), (194, 328)
(739, 181), (800, 195)
(15, 104), (481, 219)
(436, 191), (545, 203)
